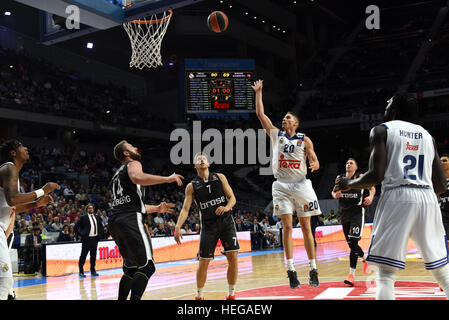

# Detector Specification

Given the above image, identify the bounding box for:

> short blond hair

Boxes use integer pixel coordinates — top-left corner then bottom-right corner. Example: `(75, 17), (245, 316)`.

(194, 152), (209, 164)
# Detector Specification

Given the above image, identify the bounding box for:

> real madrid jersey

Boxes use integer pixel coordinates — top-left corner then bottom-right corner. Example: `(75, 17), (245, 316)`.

(271, 131), (307, 181)
(381, 120), (434, 191)
(0, 162), (18, 232)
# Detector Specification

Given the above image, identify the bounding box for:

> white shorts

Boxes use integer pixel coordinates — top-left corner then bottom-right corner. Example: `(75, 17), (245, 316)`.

(0, 230), (12, 279)
(366, 187), (448, 271)
(272, 178), (321, 217)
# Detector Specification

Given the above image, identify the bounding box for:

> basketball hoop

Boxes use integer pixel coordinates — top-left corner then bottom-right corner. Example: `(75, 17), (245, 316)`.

(123, 10), (173, 69)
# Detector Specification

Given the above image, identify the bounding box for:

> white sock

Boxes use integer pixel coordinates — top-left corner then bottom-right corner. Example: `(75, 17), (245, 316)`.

(309, 259), (317, 270)
(349, 268), (356, 275)
(376, 267), (396, 300)
(430, 264), (449, 299)
(196, 287), (204, 298)
(286, 259), (295, 271)
(228, 284), (235, 296)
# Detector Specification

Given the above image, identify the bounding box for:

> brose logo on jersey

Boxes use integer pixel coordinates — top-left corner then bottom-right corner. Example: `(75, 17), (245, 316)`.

(199, 195), (226, 210)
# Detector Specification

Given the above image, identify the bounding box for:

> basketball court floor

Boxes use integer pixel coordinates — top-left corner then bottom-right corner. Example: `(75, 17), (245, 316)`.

(12, 239), (445, 300)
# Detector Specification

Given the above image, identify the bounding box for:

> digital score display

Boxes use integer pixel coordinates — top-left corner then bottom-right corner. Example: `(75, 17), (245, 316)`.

(186, 71), (255, 113)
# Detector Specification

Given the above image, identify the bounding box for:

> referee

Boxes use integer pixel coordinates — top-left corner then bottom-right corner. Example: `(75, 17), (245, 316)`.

(332, 158), (375, 286)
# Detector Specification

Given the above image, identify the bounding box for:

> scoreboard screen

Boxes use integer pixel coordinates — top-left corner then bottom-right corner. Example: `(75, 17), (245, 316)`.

(186, 71), (255, 113)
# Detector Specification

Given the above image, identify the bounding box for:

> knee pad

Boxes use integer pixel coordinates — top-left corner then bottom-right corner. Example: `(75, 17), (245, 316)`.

(137, 260), (156, 279)
(123, 265), (137, 278)
(348, 238), (363, 255)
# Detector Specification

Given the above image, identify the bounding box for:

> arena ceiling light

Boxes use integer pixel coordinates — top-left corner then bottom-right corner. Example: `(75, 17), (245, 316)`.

(4, 11), (12, 16)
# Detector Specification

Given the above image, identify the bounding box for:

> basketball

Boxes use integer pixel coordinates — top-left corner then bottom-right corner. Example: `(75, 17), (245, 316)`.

(207, 11), (229, 33)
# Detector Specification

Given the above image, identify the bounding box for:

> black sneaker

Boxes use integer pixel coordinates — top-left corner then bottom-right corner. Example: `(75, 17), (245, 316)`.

(309, 269), (319, 287)
(7, 291), (16, 300)
(79, 272), (86, 278)
(287, 270), (301, 289)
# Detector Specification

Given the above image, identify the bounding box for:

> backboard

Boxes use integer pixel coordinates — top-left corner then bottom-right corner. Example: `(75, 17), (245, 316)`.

(12, 0), (204, 44)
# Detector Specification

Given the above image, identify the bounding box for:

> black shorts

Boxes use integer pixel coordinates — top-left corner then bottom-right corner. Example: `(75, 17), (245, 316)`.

(108, 212), (153, 268)
(341, 209), (365, 240)
(442, 212), (449, 238)
(199, 214), (239, 259)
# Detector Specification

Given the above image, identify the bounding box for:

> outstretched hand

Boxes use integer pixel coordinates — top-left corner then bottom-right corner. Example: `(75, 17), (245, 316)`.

(251, 80), (263, 93)
(169, 173), (184, 186)
(158, 202), (176, 214)
(42, 182), (60, 194)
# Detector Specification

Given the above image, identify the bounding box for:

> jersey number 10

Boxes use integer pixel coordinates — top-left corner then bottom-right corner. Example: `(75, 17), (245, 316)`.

(403, 155), (424, 180)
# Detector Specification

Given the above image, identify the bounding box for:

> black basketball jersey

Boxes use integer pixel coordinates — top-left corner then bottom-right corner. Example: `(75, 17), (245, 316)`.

(337, 173), (368, 213)
(192, 172), (228, 222)
(109, 161), (146, 216)
(439, 178), (449, 214)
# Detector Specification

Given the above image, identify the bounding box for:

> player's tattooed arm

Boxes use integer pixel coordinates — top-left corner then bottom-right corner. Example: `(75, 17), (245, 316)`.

(1, 164), (40, 206)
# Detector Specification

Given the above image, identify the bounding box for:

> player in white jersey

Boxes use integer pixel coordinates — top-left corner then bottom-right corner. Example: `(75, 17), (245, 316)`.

(0, 139), (59, 300)
(252, 80), (321, 288)
(334, 92), (449, 300)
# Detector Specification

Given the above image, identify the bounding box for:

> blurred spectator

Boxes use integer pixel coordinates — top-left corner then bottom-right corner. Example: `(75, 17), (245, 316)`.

(250, 218), (264, 250)
(57, 225), (73, 242)
(154, 212), (164, 225)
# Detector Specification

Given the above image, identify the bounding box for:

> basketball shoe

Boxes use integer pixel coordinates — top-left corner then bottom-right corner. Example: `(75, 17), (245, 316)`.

(287, 270), (300, 289)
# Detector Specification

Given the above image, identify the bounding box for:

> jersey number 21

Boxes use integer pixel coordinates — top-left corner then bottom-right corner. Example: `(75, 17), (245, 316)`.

(403, 155), (424, 180)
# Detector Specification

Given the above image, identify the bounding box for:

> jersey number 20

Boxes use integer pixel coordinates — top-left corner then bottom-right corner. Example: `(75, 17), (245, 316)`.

(403, 155), (424, 180)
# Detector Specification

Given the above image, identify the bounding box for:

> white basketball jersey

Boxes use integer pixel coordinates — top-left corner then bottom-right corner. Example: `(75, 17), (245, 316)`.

(272, 131), (307, 180)
(382, 120), (435, 190)
(0, 162), (18, 232)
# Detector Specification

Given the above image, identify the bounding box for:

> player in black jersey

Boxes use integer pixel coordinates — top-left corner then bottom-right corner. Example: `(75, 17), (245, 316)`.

(174, 153), (238, 300)
(331, 158), (375, 287)
(439, 154), (449, 243)
(108, 140), (184, 300)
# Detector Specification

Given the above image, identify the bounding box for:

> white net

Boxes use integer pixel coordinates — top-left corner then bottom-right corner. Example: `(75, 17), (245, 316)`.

(123, 10), (173, 69)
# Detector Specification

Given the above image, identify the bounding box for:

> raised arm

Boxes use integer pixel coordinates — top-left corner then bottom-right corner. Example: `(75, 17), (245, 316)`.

(215, 173), (236, 215)
(0, 164), (59, 206)
(431, 138), (447, 196)
(174, 183), (194, 244)
(251, 80), (279, 137)
(335, 125), (387, 191)
(127, 161), (184, 187)
(304, 136), (320, 172)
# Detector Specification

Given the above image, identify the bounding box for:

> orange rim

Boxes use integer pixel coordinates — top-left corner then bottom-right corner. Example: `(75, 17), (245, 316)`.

(130, 10), (173, 24)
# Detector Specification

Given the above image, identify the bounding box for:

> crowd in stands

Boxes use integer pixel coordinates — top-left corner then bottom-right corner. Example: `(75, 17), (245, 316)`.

(0, 47), (173, 132)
